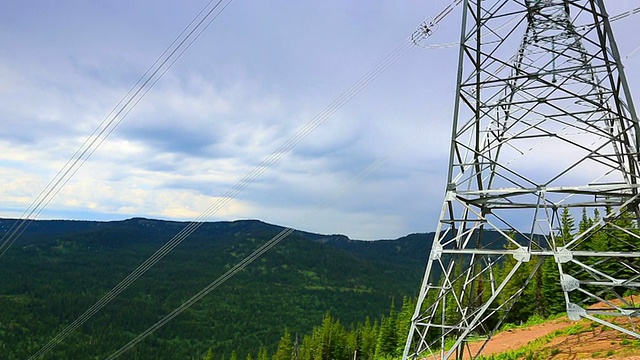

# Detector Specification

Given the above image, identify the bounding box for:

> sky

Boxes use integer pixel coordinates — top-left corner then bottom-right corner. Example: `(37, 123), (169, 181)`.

(0, 1), (638, 240)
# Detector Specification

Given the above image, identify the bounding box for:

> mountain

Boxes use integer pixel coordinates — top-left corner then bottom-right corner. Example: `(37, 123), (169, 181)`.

(0, 218), (433, 359)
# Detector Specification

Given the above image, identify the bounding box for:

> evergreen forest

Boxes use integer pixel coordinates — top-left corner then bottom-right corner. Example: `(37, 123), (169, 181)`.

(215, 208), (640, 360)
(1, 207), (637, 360)
(0, 218), (430, 359)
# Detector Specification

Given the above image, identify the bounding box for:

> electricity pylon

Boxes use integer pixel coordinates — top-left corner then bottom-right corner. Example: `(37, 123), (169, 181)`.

(403, 1), (640, 359)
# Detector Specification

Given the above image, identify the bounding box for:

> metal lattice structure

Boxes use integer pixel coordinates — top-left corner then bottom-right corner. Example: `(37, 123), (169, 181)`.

(403, 1), (640, 359)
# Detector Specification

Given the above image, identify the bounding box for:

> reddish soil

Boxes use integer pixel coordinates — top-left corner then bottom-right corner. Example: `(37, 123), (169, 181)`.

(457, 297), (640, 359)
(464, 316), (640, 359)
(424, 298), (640, 359)
(463, 318), (573, 358)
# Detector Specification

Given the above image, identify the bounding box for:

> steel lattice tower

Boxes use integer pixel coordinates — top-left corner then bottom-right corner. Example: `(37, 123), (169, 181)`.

(403, 1), (640, 359)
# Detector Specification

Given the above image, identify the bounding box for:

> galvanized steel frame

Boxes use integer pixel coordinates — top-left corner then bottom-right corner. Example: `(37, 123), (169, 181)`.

(404, 1), (640, 359)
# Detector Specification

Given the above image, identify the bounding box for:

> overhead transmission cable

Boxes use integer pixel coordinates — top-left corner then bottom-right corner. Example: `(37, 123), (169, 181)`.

(0, 0), (235, 259)
(612, 6), (640, 62)
(26, 3), (639, 358)
(28, 2), (460, 359)
(609, 5), (640, 22)
(104, 154), (393, 359)
(417, 5), (640, 50)
(104, 93), (460, 360)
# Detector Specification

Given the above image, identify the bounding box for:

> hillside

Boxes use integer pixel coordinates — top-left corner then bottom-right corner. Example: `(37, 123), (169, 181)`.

(0, 218), (432, 359)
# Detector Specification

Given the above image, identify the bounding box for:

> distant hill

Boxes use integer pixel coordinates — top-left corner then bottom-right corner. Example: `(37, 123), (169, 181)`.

(0, 218), (434, 359)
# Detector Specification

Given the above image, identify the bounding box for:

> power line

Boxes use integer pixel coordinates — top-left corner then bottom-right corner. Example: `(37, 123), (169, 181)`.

(417, 5), (640, 50)
(28, 4), (456, 358)
(0, 0), (235, 260)
(610, 5), (640, 22)
(103, 154), (391, 359)
(24, 3), (640, 358)
(103, 81), (462, 360)
(100, 5), (474, 358)
(104, 68), (474, 359)
(29, 35), (416, 360)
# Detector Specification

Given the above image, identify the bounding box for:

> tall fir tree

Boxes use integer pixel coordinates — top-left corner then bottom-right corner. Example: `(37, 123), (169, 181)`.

(496, 234), (537, 324)
(203, 348), (214, 360)
(394, 296), (415, 356)
(375, 301), (397, 358)
(359, 317), (378, 360)
(540, 208), (577, 316)
(273, 328), (293, 360)
(257, 347), (269, 360)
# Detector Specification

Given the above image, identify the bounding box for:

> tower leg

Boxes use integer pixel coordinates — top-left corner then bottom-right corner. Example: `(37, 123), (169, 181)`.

(404, 1), (640, 359)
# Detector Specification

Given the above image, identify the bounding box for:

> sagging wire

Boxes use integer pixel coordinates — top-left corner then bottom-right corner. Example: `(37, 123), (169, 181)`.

(0, 0), (236, 260)
(28, 3), (455, 359)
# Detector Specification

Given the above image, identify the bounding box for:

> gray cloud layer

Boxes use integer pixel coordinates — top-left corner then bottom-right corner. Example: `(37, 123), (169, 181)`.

(0, 1), (638, 239)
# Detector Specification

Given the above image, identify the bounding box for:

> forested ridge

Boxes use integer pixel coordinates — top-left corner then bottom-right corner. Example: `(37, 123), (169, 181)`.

(0, 218), (431, 359)
(2, 208), (634, 360)
(231, 208), (640, 360)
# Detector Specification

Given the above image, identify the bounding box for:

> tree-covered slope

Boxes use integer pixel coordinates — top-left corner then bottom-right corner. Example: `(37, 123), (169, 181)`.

(0, 218), (432, 359)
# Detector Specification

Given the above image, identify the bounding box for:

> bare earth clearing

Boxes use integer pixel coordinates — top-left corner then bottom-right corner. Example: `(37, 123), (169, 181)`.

(465, 315), (640, 359)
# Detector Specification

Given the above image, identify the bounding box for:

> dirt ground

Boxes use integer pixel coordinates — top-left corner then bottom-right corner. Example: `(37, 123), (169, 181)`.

(463, 316), (640, 359)
(456, 297), (640, 359)
(463, 318), (573, 358)
(423, 297), (640, 359)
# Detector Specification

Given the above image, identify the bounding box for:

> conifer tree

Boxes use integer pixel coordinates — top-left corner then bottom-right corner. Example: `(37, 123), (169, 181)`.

(318, 313), (349, 360)
(359, 317), (378, 360)
(579, 208), (592, 233)
(444, 259), (464, 326)
(395, 296), (414, 356)
(375, 301), (397, 357)
(203, 348), (214, 360)
(495, 234), (536, 324)
(273, 328), (293, 360)
(559, 208), (575, 247)
(539, 257), (563, 316)
(540, 208), (576, 316)
(257, 347), (269, 360)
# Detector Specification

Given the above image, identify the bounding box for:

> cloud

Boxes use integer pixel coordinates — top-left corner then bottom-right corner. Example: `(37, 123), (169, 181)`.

(0, 1), (638, 240)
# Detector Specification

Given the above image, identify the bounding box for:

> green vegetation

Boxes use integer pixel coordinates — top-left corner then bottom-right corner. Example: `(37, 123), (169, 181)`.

(236, 207), (640, 360)
(212, 297), (416, 360)
(0, 218), (430, 359)
(490, 207), (640, 326)
(2, 205), (638, 360)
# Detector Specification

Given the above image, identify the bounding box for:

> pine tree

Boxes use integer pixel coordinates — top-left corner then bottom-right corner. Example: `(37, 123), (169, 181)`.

(539, 208), (577, 316)
(359, 318), (378, 360)
(203, 348), (214, 360)
(394, 296), (414, 356)
(579, 208), (592, 233)
(496, 236), (533, 324)
(559, 207), (575, 246)
(257, 347), (269, 360)
(540, 256), (564, 316)
(532, 257), (546, 317)
(294, 313), (351, 360)
(319, 314), (334, 360)
(375, 301), (397, 358)
(346, 328), (360, 360)
(297, 333), (314, 360)
(273, 328), (293, 360)
(317, 313), (349, 360)
(444, 259), (464, 326)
